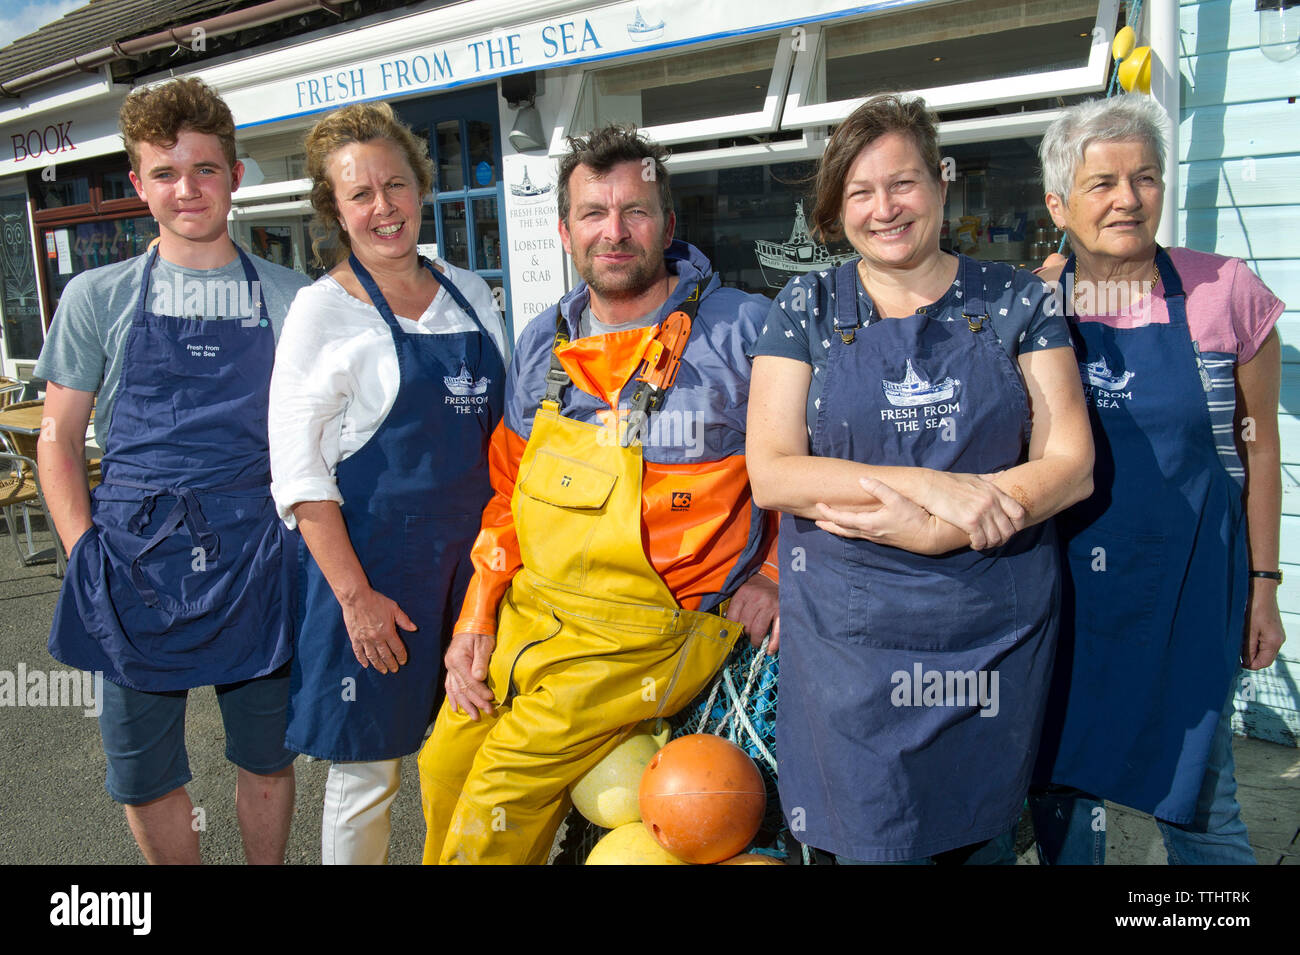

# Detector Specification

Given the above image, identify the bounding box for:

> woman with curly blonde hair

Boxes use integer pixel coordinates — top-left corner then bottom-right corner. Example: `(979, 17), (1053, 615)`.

(269, 102), (507, 863)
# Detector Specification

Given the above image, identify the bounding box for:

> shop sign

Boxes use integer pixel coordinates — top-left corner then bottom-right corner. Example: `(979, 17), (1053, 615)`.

(228, 0), (925, 126)
(0, 108), (124, 176)
(8, 122), (75, 163)
(501, 154), (566, 335)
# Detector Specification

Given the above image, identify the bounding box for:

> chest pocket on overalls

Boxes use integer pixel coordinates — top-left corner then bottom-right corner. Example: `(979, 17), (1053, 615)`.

(515, 448), (618, 585)
(517, 449), (617, 510)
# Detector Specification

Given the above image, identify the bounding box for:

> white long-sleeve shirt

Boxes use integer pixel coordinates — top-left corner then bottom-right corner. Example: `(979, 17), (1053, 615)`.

(268, 258), (508, 529)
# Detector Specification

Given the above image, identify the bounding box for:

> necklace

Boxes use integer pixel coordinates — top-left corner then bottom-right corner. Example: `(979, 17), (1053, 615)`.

(1073, 260), (1160, 316)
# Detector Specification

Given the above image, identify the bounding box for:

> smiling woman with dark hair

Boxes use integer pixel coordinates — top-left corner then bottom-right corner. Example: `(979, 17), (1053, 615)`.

(746, 93), (1094, 864)
(1029, 94), (1286, 866)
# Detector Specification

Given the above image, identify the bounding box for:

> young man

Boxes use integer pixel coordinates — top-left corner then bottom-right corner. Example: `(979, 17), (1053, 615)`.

(35, 78), (310, 864)
(418, 124), (780, 864)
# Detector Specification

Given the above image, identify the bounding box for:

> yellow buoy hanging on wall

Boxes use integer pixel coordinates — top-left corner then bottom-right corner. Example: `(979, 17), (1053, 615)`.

(1118, 46), (1153, 94)
(1112, 25), (1137, 62)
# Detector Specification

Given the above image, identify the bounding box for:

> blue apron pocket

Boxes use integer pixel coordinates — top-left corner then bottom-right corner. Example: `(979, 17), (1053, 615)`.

(1064, 528), (1166, 646)
(844, 551), (1020, 652)
(62, 524), (109, 640)
(399, 512), (480, 629)
(66, 524), (96, 566)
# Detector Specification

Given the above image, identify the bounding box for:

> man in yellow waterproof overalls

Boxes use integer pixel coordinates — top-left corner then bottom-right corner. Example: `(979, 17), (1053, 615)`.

(418, 124), (780, 864)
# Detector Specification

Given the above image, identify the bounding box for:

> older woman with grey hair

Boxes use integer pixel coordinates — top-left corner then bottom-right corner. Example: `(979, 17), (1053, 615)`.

(1029, 94), (1285, 864)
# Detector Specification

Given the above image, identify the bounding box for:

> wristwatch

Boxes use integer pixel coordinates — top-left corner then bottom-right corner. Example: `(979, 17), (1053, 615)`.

(1249, 570), (1283, 583)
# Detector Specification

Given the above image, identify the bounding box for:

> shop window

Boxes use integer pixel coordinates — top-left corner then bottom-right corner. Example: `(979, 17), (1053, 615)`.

(940, 139), (1066, 270)
(784, 0), (1117, 126)
(237, 126), (309, 186)
(27, 154), (152, 326)
(0, 192), (43, 360)
(671, 161), (852, 296)
(560, 31), (795, 149)
(418, 112), (505, 302)
(668, 132), (1064, 300)
(35, 173), (91, 210)
(37, 217), (160, 320)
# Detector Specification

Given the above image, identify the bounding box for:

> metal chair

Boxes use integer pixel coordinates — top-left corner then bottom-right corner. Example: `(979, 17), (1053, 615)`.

(0, 378), (25, 409)
(0, 399), (78, 576)
(0, 449), (66, 576)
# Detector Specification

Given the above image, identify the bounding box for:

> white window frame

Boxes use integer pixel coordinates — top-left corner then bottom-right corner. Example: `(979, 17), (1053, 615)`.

(936, 108), (1066, 147)
(551, 28), (797, 155)
(230, 179), (313, 206)
(782, 0), (1118, 128)
(664, 128), (828, 174)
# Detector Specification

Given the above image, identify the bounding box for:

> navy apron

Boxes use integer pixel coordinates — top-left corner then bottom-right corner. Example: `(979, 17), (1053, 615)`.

(776, 255), (1059, 861)
(49, 246), (295, 691)
(1032, 248), (1247, 824)
(284, 256), (504, 761)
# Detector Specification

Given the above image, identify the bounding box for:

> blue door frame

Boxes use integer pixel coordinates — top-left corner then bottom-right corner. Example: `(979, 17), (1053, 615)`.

(396, 84), (512, 337)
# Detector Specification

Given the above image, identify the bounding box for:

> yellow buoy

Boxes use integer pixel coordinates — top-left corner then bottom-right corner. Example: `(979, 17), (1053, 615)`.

(1118, 46), (1152, 94)
(718, 852), (786, 865)
(570, 719), (670, 828)
(1111, 25), (1136, 63)
(585, 822), (690, 865)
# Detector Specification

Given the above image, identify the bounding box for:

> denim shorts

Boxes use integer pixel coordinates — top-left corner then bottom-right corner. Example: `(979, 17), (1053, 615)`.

(97, 664), (295, 805)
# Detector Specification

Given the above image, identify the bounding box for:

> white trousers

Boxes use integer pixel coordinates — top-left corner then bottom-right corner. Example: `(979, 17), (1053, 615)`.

(322, 758), (401, 865)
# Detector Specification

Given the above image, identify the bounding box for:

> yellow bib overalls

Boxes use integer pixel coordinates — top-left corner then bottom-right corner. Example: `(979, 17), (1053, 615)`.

(418, 381), (739, 864)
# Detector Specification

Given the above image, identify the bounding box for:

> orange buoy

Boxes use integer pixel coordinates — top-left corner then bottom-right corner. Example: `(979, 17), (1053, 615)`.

(638, 734), (766, 864)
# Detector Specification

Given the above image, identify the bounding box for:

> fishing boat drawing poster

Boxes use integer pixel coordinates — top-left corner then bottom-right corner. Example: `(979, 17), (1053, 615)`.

(754, 201), (856, 288)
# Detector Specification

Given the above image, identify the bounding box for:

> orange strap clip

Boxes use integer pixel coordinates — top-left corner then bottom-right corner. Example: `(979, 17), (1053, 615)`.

(635, 310), (692, 392)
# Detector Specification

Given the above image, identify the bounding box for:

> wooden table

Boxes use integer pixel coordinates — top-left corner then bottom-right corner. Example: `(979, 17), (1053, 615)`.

(0, 405), (95, 460)
(0, 404), (45, 436)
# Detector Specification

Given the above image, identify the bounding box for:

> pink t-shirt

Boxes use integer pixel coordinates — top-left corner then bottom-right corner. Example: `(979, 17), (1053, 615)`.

(1071, 247), (1284, 363)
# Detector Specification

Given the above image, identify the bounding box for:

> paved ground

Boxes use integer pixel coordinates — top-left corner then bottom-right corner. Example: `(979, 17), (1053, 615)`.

(1, 510), (1295, 865)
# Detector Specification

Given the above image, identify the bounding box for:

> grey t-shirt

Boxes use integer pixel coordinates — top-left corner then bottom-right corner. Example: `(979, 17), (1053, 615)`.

(579, 305), (662, 338)
(34, 250), (310, 450)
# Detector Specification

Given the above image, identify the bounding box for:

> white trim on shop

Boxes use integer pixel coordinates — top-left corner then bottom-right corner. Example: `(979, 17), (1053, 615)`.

(231, 179), (313, 204)
(229, 199), (313, 219)
(205, 0), (933, 129)
(549, 27), (798, 152)
(0, 68), (119, 128)
(781, 0), (1119, 128)
(937, 109), (1066, 145)
(663, 130), (828, 173)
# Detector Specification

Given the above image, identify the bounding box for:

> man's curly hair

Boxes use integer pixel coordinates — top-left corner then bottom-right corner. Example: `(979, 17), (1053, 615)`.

(119, 78), (238, 175)
(556, 123), (672, 223)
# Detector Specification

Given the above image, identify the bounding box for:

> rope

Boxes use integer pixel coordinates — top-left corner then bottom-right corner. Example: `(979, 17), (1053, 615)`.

(1057, 0), (1148, 256)
(691, 635), (777, 771)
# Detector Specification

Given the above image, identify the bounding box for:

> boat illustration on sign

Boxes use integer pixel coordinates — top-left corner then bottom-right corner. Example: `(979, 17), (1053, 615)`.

(882, 359), (959, 407)
(1083, 356), (1134, 391)
(509, 168), (552, 199)
(444, 360), (490, 397)
(628, 8), (665, 41)
(754, 201), (857, 288)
